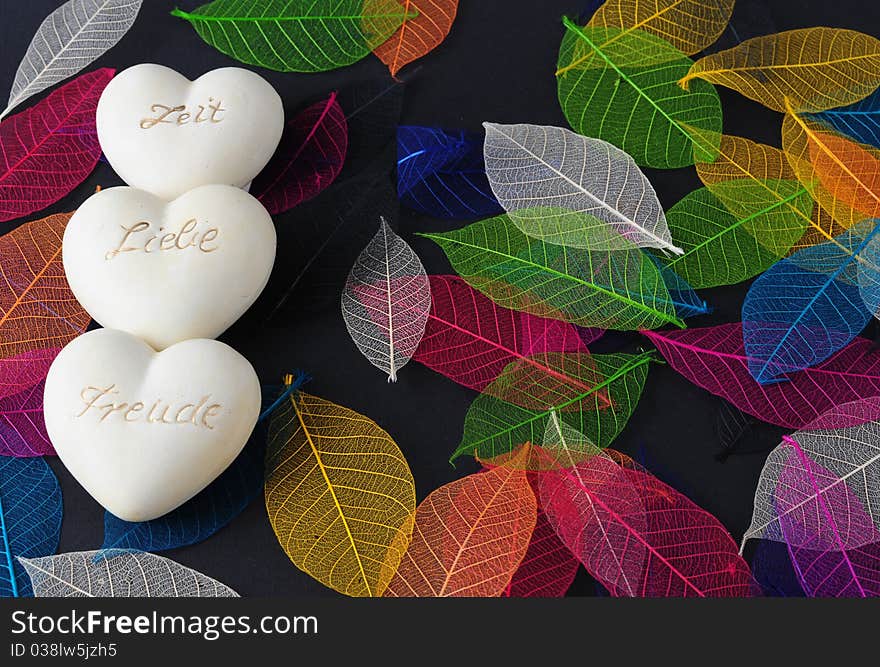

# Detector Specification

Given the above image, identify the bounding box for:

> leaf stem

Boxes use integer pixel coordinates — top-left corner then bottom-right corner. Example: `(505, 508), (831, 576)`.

(419, 231), (686, 329)
(258, 372), (311, 422)
(0, 492), (18, 597)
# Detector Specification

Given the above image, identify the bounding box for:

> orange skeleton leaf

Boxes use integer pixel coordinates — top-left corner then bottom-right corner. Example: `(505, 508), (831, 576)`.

(0, 213), (91, 360)
(808, 131), (880, 220)
(384, 444), (537, 597)
(373, 0), (459, 77)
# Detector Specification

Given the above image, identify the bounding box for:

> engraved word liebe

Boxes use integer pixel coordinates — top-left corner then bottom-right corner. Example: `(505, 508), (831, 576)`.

(139, 98), (226, 129)
(105, 218), (219, 260)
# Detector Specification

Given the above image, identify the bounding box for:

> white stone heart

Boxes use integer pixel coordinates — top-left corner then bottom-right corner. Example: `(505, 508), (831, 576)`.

(44, 329), (261, 522)
(63, 184), (276, 350)
(97, 64), (284, 200)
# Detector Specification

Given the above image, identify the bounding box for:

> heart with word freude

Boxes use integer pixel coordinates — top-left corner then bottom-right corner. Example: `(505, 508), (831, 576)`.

(44, 64), (283, 521)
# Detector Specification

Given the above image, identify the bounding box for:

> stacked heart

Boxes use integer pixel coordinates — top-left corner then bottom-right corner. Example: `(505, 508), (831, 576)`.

(45, 64), (283, 521)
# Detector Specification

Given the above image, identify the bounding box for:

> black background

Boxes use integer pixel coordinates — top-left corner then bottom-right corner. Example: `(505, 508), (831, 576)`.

(2, 0), (880, 598)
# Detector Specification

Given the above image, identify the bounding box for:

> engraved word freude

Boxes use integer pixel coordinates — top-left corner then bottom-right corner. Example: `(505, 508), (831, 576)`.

(105, 218), (219, 260)
(77, 384), (222, 430)
(139, 98), (226, 129)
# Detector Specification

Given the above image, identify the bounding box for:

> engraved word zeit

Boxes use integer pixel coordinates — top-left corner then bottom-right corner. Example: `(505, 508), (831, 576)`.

(105, 218), (219, 260)
(77, 384), (223, 430)
(139, 98), (226, 129)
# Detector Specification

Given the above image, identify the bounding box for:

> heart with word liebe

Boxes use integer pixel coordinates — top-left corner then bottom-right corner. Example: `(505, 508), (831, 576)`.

(64, 184), (276, 350)
(45, 64), (283, 521)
